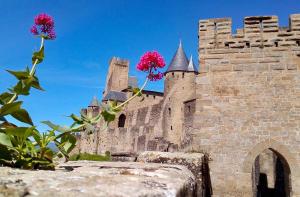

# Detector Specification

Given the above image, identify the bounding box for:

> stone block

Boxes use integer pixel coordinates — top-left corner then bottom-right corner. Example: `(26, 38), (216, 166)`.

(0, 161), (196, 197)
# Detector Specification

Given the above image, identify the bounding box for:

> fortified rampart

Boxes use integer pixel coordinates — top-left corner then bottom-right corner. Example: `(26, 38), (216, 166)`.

(75, 14), (300, 197)
(193, 14), (300, 196)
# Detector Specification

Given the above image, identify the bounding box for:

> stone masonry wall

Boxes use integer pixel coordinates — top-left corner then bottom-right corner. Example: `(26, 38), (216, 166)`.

(191, 14), (300, 196)
(78, 102), (170, 154)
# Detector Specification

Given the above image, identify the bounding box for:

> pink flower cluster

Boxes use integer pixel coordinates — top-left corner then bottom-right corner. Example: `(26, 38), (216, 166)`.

(30, 13), (56, 40)
(137, 51), (165, 81)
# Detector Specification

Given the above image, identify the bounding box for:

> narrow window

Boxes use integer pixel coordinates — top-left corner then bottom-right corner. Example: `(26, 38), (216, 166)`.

(171, 126), (173, 130)
(168, 108), (171, 116)
(182, 73), (185, 78)
(118, 114), (126, 128)
(188, 106), (191, 113)
(172, 72), (175, 77)
(296, 40), (300, 46)
(153, 95), (156, 99)
(246, 42), (250, 48)
(274, 41), (278, 47)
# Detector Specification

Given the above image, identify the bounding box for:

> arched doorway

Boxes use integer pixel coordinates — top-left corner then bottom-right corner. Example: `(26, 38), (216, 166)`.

(252, 149), (291, 197)
(118, 114), (126, 128)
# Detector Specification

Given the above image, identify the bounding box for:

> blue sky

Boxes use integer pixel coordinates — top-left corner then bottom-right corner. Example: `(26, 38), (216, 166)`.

(0, 0), (299, 131)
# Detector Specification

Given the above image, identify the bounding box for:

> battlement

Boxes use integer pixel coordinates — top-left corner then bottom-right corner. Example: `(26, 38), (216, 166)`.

(199, 14), (300, 73)
(109, 56), (129, 67)
(199, 14), (300, 50)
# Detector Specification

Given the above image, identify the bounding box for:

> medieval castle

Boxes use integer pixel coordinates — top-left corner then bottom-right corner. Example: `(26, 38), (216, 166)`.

(74, 14), (300, 196)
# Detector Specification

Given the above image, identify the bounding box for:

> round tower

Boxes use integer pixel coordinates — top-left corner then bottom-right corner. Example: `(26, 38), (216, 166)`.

(163, 41), (198, 147)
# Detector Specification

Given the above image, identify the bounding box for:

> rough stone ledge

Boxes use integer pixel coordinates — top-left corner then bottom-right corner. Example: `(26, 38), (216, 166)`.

(0, 161), (196, 197)
(137, 151), (205, 197)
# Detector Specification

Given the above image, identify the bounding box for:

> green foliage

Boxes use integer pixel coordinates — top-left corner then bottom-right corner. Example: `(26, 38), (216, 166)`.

(32, 46), (44, 65)
(132, 87), (142, 97)
(101, 101), (121, 124)
(69, 152), (111, 161)
(0, 37), (77, 170)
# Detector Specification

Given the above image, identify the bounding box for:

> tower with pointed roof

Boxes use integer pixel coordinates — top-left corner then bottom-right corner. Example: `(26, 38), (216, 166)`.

(163, 41), (198, 145)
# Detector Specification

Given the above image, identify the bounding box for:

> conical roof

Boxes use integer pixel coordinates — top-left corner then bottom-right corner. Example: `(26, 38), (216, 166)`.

(187, 55), (198, 73)
(165, 41), (189, 74)
(89, 96), (100, 107)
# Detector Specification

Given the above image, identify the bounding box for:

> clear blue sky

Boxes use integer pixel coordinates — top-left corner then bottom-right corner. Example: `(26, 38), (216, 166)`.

(0, 0), (299, 131)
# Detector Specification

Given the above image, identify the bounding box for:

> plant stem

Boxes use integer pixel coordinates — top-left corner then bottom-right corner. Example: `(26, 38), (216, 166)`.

(29, 37), (44, 76)
(113, 77), (149, 110)
(7, 37), (44, 104)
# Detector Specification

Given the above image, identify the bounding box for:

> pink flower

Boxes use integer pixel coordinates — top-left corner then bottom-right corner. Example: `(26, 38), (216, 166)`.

(30, 13), (56, 40)
(137, 51), (165, 81)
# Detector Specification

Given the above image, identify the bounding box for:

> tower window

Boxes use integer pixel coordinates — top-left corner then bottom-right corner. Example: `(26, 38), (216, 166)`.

(182, 73), (185, 78)
(246, 42), (250, 48)
(168, 108), (171, 116)
(118, 114), (126, 128)
(153, 95), (156, 99)
(171, 126), (173, 130)
(274, 41), (278, 47)
(172, 72), (174, 77)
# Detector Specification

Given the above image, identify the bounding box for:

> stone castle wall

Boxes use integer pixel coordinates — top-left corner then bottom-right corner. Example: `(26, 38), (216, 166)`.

(78, 102), (171, 154)
(75, 14), (300, 197)
(190, 14), (300, 196)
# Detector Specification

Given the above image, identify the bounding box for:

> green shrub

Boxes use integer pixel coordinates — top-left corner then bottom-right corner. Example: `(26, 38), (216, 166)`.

(69, 153), (111, 161)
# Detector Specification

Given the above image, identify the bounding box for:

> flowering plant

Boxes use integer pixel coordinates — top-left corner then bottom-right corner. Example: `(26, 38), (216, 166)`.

(0, 14), (73, 170)
(100, 50), (166, 122)
(0, 13), (166, 170)
(30, 13), (56, 40)
(137, 51), (165, 81)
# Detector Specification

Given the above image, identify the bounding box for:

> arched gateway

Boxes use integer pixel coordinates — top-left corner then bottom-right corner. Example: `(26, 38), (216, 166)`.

(243, 139), (298, 196)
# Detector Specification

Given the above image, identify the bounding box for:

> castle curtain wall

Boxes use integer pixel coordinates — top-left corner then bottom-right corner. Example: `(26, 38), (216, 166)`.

(193, 14), (300, 196)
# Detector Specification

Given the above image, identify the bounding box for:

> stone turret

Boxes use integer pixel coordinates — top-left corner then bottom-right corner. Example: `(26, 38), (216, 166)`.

(163, 41), (198, 146)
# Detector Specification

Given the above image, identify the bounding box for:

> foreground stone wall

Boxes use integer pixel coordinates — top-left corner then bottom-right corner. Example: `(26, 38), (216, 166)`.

(191, 14), (300, 196)
(0, 161), (196, 197)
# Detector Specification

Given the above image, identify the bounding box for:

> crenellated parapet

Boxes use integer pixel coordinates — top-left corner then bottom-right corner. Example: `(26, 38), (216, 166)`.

(199, 14), (300, 73)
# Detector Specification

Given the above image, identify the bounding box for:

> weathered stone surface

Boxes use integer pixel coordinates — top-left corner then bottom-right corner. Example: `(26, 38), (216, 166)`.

(0, 161), (196, 197)
(75, 13), (300, 197)
(137, 151), (205, 197)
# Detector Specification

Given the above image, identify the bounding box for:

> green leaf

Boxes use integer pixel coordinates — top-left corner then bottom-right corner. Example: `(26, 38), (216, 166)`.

(0, 92), (14, 105)
(69, 114), (83, 124)
(41, 121), (71, 133)
(4, 127), (34, 138)
(0, 133), (12, 147)
(101, 109), (116, 123)
(0, 101), (22, 116)
(13, 80), (31, 95)
(61, 133), (76, 154)
(11, 109), (33, 125)
(6, 70), (30, 80)
(132, 87), (142, 97)
(32, 46), (44, 65)
(30, 76), (44, 91)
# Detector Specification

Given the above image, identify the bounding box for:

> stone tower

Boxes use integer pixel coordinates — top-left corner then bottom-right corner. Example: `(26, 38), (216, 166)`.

(163, 41), (198, 146)
(103, 57), (129, 97)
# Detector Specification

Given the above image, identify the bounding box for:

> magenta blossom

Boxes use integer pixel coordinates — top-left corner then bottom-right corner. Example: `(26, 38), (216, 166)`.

(30, 13), (56, 40)
(137, 51), (165, 81)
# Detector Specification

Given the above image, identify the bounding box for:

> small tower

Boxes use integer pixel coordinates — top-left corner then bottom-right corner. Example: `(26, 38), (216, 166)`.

(163, 41), (198, 147)
(87, 96), (100, 117)
(103, 57), (129, 97)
